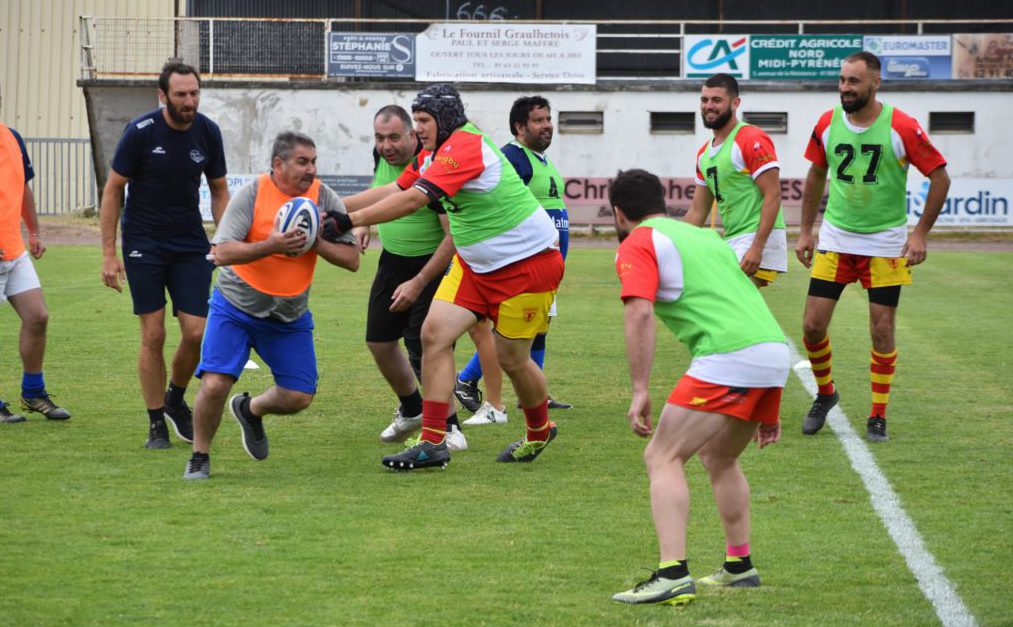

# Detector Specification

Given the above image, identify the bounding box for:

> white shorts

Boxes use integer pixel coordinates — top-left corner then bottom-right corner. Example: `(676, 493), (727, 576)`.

(0, 252), (41, 304)
(726, 228), (788, 273)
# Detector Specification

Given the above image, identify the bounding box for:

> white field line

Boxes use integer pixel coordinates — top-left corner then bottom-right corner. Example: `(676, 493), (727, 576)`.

(787, 340), (978, 627)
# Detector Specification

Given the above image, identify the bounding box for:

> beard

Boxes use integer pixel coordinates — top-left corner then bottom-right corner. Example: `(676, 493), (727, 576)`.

(840, 90), (871, 113)
(524, 129), (552, 153)
(165, 99), (196, 125)
(614, 217), (630, 243)
(702, 107), (733, 130)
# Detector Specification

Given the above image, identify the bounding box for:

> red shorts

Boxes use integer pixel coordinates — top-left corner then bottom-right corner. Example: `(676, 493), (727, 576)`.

(434, 249), (564, 340)
(668, 375), (783, 425)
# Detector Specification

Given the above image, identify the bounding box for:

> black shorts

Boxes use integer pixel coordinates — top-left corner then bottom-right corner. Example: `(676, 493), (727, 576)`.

(808, 278), (902, 308)
(122, 235), (213, 317)
(365, 249), (441, 343)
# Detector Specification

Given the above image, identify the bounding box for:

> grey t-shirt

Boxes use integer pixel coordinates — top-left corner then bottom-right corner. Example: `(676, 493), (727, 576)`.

(212, 176), (355, 322)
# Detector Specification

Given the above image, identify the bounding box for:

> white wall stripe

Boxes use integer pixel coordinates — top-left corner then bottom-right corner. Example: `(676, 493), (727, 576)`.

(787, 340), (978, 627)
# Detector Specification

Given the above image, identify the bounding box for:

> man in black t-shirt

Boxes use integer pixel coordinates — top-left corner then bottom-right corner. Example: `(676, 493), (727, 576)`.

(100, 61), (230, 450)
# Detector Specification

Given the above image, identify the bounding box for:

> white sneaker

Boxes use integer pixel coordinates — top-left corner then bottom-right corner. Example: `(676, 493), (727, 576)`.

(445, 425), (468, 452)
(380, 408), (422, 442)
(463, 401), (508, 426)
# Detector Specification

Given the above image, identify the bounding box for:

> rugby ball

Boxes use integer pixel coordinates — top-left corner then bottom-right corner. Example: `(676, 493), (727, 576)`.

(274, 197), (320, 256)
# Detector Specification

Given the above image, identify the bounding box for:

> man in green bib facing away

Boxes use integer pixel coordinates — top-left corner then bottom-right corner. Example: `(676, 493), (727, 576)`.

(361, 105), (464, 452)
(609, 169), (786, 606)
(796, 52), (950, 442)
(684, 73), (787, 287)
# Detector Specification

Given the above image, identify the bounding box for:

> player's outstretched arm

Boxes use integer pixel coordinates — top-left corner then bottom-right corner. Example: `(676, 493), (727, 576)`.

(99, 171), (129, 292)
(342, 182), (399, 212)
(624, 297), (656, 437)
(795, 164), (828, 269)
(349, 187), (431, 229)
(903, 166), (950, 266)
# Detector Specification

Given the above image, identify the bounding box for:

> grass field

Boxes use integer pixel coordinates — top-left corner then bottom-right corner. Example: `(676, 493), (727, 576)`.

(1, 243), (1010, 625)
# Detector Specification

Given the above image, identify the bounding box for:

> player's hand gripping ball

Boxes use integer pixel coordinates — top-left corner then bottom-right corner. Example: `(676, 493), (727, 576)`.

(274, 197), (320, 256)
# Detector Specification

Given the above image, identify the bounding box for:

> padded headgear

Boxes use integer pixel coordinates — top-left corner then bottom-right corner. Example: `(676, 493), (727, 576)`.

(411, 84), (467, 150)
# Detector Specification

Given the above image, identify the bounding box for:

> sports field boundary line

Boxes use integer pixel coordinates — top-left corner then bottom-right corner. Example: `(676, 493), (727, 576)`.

(787, 339), (978, 627)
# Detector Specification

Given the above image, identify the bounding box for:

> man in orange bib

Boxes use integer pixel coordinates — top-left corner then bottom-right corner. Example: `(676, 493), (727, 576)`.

(182, 131), (360, 480)
(0, 94), (72, 423)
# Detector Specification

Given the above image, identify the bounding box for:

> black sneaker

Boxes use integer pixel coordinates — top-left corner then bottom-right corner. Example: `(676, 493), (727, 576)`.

(20, 393), (71, 420)
(867, 416), (889, 442)
(496, 423), (558, 463)
(802, 391), (839, 435)
(547, 397), (573, 410)
(454, 377), (483, 413)
(0, 399), (27, 423)
(381, 438), (450, 471)
(229, 393), (268, 460)
(163, 394), (194, 443)
(145, 419), (171, 449)
(183, 453), (211, 480)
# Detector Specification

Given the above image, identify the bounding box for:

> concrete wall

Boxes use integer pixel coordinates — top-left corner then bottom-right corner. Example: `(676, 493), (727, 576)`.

(83, 81), (1013, 220)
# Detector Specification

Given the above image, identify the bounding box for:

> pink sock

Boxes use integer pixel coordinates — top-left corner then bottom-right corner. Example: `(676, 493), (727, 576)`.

(727, 543), (750, 558)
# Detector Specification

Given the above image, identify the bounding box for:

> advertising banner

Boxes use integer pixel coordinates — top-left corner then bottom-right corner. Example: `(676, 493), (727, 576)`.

(327, 33), (415, 78)
(908, 178), (1013, 226)
(564, 176), (810, 225)
(682, 35), (750, 78)
(750, 35), (862, 80)
(953, 33), (1013, 79)
(415, 23), (596, 84)
(863, 35), (951, 79)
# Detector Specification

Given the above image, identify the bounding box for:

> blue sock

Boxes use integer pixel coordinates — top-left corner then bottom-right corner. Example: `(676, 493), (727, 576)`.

(22, 372), (45, 398)
(530, 333), (547, 370)
(459, 351), (483, 382)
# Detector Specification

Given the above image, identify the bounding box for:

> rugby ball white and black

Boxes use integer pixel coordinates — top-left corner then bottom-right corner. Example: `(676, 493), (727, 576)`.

(274, 197), (320, 256)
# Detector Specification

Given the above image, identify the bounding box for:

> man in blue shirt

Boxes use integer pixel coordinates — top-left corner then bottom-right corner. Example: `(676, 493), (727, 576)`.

(100, 61), (229, 449)
(456, 96), (572, 424)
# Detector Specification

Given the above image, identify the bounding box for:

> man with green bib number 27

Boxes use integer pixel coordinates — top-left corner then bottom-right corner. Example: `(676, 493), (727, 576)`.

(332, 84), (563, 471)
(796, 52), (949, 442)
(684, 73), (787, 288)
(609, 169), (786, 606)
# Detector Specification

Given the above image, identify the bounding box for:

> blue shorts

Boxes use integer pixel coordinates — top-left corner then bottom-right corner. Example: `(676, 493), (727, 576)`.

(122, 235), (213, 316)
(546, 209), (569, 260)
(196, 290), (318, 394)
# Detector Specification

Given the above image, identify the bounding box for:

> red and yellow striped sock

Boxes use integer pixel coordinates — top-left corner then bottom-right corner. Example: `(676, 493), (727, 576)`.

(870, 348), (897, 418)
(420, 400), (448, 444)
(805, 336), (836, 396)
(522, 399), (551, 442)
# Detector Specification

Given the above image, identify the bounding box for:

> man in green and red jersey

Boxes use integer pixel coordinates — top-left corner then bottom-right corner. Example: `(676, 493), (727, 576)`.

(796, 51), (949, 442)
(457, 95), (573, 423)
(684, 73), (787, 288)
(609, 169), (786, 606)
(332, 84), (563, 471)
(362, 105), (464, 451)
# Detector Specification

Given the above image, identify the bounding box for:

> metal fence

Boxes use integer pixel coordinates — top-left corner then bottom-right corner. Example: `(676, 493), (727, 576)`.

(79, 16), (1013, 81)
(24, 138), (98, 215)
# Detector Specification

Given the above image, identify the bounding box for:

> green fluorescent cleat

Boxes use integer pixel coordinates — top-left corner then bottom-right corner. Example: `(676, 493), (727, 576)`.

(611, 573), (695, 605)
(698, 567), (761, 588)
